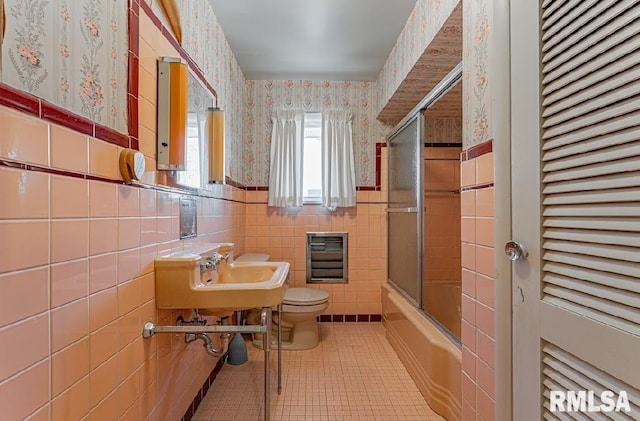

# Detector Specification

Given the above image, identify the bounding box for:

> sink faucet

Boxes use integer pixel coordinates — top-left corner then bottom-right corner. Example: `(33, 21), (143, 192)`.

(200, 252), (230, 272)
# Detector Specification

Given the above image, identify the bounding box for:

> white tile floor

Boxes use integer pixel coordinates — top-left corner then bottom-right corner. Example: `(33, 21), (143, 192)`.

(193, 323), (444, 421)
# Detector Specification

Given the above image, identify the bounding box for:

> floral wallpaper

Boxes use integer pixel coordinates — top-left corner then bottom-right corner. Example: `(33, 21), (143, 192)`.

(1, 0), (129, 133)
(376, 0), (461, 118)
(146, 0), (246, 183)
(463, 0), (492, 148)
(243, 79), (387, 187)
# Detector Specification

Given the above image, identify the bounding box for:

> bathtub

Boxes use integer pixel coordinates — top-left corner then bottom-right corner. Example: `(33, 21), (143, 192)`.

(382, 281), (462, 420)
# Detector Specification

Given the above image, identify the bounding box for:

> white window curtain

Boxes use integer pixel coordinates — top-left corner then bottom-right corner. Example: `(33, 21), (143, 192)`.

(268, 110), (304, 207)
(322, 110), (356, 209)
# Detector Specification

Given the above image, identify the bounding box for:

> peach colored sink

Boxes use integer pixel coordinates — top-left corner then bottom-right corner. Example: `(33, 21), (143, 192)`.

(155, 251), (289, 311)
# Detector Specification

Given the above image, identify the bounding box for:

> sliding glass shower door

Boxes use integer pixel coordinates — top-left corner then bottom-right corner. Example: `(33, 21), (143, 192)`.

(387, 113), (423, 305)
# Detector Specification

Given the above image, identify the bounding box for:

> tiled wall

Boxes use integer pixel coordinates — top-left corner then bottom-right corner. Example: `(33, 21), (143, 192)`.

(0, 2), (247, 420)
(245, 149), (388, 316)
(0, 104), (246, 420)
(460, 143), (495, 421)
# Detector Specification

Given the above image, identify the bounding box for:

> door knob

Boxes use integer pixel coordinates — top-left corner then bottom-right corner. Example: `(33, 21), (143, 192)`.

(505, 241), (528, 261)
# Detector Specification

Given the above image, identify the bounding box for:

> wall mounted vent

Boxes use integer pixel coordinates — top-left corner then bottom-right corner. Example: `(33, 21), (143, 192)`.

(306, 232), (348, 283)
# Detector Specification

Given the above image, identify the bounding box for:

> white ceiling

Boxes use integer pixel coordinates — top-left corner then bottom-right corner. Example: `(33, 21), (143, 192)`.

(209, 0), (418, 81)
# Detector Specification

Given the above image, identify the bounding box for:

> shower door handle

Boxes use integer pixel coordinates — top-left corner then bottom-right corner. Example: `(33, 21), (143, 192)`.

(385, 207), (418, 213)
(505, 241), (528, 261)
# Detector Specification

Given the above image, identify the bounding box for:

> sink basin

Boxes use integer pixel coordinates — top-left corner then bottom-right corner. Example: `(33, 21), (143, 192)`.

(155, 249), (289, 311)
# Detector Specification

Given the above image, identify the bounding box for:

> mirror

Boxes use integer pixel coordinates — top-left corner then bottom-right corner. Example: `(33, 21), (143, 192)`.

(158, 70), (214, 190)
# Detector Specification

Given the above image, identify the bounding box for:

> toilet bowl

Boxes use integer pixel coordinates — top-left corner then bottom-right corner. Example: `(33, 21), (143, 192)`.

(237, 253), (330, 350)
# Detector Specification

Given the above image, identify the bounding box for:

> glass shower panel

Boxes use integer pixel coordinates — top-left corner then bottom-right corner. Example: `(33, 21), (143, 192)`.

(387, 114), (422, 305)
(388, 117), (420, 208)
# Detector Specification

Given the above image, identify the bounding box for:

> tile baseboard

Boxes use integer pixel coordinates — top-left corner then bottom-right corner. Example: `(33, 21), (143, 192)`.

(318, 314), (382, 323)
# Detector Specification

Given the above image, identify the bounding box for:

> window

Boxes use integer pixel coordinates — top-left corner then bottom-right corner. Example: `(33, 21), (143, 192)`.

(177, 112), (202, 188)
(302, 112), (322, 203)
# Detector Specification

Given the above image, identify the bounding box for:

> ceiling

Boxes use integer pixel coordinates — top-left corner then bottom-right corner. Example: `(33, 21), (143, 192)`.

(209, 0), (418, 81)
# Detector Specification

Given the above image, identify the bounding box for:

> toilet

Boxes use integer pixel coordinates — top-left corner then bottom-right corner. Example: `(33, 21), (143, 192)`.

(236, 253), (330, 350)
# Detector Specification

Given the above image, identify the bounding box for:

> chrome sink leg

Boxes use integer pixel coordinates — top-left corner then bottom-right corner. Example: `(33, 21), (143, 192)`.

(261, 307), (272, 421)
(277, 303), (282, 395)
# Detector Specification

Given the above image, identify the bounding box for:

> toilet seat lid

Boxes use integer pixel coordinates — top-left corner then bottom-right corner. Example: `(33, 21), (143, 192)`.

(283, 288), (329, 305)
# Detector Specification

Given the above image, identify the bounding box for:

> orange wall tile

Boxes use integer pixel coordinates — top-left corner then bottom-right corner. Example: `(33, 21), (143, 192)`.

(0, 10), (246, 421)
(245, 202), (386, 314)
(0, 168), (49, 219)
(0, 106), (49, 166)
(460, 141), (495, 420)
(50, 125), (89, 174)
(0, 267), (49, 326)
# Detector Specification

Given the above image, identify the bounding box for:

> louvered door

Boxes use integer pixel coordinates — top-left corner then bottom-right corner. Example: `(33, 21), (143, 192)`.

(511, 0), (640, 419)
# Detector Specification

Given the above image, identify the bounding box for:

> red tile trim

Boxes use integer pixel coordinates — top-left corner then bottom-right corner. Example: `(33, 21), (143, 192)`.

(0, 84), (40, 116)
(181, 354), (226, 421)
(461, 139), (493, 161)
(127, 94), (139, 140)
(41, 100), (94, 136)
(95, 124), (130, 148)
(375, 141), (387, 189)
(460, 182), (494, 192)
(139, 0), (218, 100)
(127, 0), (140, 151)
(317, 314), (383, 323)
(0, 157), (251, 204)
(425, 142), (463, 148)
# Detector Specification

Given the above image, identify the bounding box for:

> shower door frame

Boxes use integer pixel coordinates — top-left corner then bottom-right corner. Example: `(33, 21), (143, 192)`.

(386, 113), (424, 308)
(386, 63), (463, 341)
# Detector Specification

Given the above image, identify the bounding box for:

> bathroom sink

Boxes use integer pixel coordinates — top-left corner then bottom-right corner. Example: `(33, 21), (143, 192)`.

(155, 249), (289, 311)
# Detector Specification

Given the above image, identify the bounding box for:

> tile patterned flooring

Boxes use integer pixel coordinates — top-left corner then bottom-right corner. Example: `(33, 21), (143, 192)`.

(193, 323), (444, 421)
